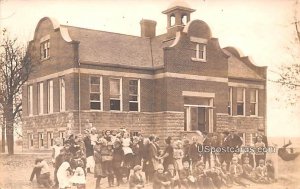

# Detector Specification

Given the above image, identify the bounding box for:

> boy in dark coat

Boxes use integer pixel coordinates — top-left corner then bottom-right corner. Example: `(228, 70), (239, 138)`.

(165, 164), (180, 189)
(179, 161), (196, 189)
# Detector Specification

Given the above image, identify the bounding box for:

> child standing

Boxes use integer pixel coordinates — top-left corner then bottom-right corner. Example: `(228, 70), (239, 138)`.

(173, 140), (184, 171)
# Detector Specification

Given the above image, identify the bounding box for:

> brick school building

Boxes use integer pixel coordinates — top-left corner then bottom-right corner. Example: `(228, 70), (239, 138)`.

(22, 2), (267, 150)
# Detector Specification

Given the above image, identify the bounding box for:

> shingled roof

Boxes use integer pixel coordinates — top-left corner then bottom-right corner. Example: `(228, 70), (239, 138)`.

(223, 49), (265, 81)
(65, 25), (171, 69)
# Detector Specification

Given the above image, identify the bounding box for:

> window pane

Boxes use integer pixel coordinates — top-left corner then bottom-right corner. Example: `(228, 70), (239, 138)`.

(90, 94), (100, 101)
(90, 102), (101, 110)
(129, 85), (138, 95)
(129, 95), (138, 101)
(237, 103), (244, 115)
(110, 79), (120, 97)
(91, 77), (100, 84)
(129, 102), (138, 111)
(250, 90), (256, 102)
(91, 85), (100, 93)
(110, 99), (120, 110)
(129, 80), (138, 86)
(237, 88), (244, 101)
(250, 103), (256, 115)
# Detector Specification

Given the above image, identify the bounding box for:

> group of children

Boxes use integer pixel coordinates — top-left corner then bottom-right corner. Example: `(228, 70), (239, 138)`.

(30, 127), (276, 189)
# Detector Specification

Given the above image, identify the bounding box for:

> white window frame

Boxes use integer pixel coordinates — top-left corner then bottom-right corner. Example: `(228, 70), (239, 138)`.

(28, 85), (33, 116)
(250, 89), (258, 116)
(38, 132), (44, 149)
(109, 78), (122, 111)
(59, 131), (65, 145)
(228, 87), (233, 116)
(89, 76), (103, 111)
(40, 40), (50, 60)
(236, 88), (245, 116)
(37, 82), (44, 115)
(129, 79), (140, 112)
(47, 132), (54, 148)
(59, 77), (66, 112)
(191, 43), (207, 62)
(47, 80), (53, 113)
(28, 133), (34, 148)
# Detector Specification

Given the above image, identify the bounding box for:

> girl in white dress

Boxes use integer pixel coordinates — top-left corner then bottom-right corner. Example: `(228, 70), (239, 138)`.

(57, 161), (72, 189)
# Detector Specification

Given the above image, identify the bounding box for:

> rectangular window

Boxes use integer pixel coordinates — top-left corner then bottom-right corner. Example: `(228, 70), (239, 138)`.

(90, 76), (102, 110)
(28, 133), (34, 148)
(59, 78), (66, 112)
(238, 133), (246, 146)
(47, 132), (54, 148)
(192, 43), (206, 62)
(38, 132), (44, 148)
(59, 131), (65, 145)
(110, 78), (122, 111)
(37, 82), (44, 115)
(237, 88), (245, 116)
(40, 40), (50, 60)
(47, 80), (53, 113)
(129, 79), (140, 111)
(27, 85), (33, 116)
(250, 89), (258, 116)
(228, 87), (232, 115)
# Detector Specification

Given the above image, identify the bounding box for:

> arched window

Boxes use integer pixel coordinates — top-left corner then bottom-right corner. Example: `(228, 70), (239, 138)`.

(181, 14), (188, 25)
(170, 14), (175, 26)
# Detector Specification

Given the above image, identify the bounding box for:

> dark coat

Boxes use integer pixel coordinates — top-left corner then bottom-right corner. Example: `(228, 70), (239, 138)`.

(84, 136), (94, 157)
(188, 143), (201, 163)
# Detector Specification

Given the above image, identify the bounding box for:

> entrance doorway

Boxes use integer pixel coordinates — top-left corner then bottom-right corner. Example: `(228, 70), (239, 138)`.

(184, 96), (214, 133)
(185, 106), (211, 132)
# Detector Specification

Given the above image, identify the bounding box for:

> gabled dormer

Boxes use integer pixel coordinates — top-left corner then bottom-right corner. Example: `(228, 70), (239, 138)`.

(162, 0), (195, 39)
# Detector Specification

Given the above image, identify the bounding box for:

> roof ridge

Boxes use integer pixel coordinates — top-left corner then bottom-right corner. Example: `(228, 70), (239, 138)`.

(62, 24), (143, 39)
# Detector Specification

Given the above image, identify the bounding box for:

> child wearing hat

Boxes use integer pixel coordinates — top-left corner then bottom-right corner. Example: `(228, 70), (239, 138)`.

(153, 164), (171, 189)
(193, 161), (214, 189)
(129, 165), (145, 189)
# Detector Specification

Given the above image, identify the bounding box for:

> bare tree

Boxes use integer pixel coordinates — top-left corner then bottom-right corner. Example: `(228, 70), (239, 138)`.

(273, 0), (300, 105)
(0, 29), (32, 155)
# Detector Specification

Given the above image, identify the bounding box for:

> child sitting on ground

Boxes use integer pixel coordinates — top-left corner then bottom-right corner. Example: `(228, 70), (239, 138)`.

(266, 159), (275, 183)
(129, 165), (145, 189)
(165, 164), (180, 189)
(153, 164), (171, 189)
(229, 157), (249, 187)
(255, 159), (269, 184)
(242, 157), (257, 183)
(69, 160), (86, 189)
(193, 161), (214, 189)
(179, 161), (196, 189)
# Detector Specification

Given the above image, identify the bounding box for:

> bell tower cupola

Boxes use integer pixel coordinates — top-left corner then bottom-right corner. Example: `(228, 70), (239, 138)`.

(162, 0), (195, 39)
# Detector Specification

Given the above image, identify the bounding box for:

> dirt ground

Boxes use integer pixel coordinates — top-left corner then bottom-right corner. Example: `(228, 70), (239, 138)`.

(0, 151), (299, 189)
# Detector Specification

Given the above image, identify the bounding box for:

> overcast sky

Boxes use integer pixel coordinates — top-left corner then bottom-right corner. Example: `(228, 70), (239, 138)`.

(0, 0), (299, 137)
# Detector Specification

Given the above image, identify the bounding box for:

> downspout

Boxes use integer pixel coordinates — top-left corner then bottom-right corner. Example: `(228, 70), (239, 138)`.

(78, 60), (81, 134)
(74, 41), (81, 134)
